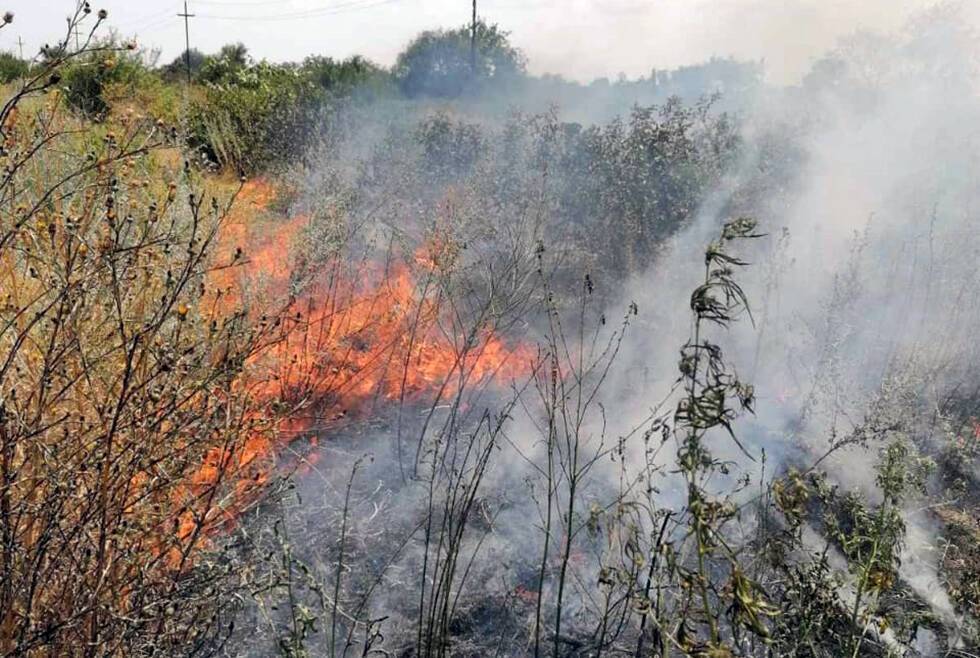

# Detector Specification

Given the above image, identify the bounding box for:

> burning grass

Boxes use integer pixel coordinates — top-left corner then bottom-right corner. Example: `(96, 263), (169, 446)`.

(196, 177), (536, 528)
(0, 75), (532, 653)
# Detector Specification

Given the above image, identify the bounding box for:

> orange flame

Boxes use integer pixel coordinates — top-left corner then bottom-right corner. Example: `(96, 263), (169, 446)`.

(170, 179), (533, 563)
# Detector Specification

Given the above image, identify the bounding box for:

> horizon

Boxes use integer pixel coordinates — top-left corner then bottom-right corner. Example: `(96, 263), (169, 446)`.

(6, 0), (954, 85)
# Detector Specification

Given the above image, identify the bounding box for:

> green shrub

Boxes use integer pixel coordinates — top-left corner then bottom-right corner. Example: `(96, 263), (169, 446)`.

(0, 51), (27, 83)
(187, 59), (325, 174)
(302, 55), (384, 92)
(60, 44), (153, 118)
(301, 54), (394, 104)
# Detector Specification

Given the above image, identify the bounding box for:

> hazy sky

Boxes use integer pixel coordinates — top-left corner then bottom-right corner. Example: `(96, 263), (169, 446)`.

(5, 0), (950, 83)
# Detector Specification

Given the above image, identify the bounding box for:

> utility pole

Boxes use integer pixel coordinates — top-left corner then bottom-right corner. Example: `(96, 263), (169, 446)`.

(16, 36), (23, 60)
(72, 26), (81, 51)
(470, 0), (477, 75)
(178, 1), (195, 84)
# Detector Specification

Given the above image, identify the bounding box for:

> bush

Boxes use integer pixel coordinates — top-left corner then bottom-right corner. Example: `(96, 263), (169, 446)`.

(60, 42), (153, 118)
(552, 96), (740, 276)
(188, 59), (324, 174)
(302, 54), (389, 97)
(0, 51), (27, 83)
(342, 98), (738, 286)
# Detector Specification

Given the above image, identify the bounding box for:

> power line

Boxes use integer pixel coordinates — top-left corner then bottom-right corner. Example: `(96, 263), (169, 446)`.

(132, 15), (180, 36)
(194, 0), (406, 22)
(195, 0), (399, 21)
(194, 0), (300, 6)
(121, 6), (182, 32)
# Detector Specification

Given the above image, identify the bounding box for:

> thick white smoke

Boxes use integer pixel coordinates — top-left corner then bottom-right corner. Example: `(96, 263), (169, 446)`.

(602, 2), (980, 642)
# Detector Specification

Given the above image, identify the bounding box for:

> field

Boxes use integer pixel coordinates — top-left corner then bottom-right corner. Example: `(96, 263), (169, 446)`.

(2, 3), (980, 657)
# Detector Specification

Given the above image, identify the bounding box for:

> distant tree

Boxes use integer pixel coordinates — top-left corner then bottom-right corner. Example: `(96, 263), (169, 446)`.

(302, 54), (386, 93)
(218, 42), (250, 68)
(393, 20), (525, 98)
(662, 56), (763, 98)
(197, 42), (251, 84)
(161, 47), (206, 80)
(0, 51), (28, 83)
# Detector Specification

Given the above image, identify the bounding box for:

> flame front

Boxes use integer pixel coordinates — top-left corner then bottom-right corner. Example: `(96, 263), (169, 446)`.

(170, 180), (533, 559)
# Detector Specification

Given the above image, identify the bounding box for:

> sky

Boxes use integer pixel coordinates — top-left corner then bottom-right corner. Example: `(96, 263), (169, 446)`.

(4, 0), (953, 83)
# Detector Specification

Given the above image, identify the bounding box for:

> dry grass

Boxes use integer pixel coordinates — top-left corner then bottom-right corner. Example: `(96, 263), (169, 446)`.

(0, 27), (287, 652)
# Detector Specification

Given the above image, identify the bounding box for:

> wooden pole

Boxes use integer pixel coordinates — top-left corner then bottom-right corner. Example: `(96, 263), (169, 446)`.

(178, 1), (195, 84)
(470, 0), (477, 75)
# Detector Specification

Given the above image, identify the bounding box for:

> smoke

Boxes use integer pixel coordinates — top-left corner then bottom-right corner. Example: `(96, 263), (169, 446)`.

(517, 0), (929, 83)
(226, 3), (980, 656)
(602, 0), (980, 641)
(616, 6), (980, 449)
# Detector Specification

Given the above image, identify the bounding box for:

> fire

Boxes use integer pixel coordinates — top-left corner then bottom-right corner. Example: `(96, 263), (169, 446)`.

(170, 179), (533, 562)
